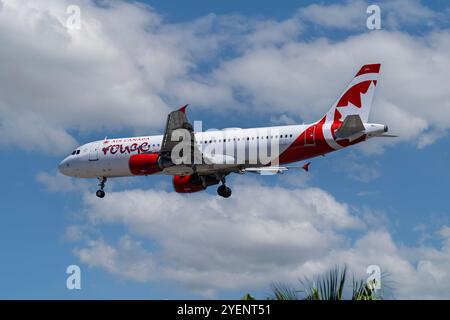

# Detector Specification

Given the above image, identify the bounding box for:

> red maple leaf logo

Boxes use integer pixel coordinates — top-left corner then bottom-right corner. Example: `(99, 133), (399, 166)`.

(333, 80), (374, 123)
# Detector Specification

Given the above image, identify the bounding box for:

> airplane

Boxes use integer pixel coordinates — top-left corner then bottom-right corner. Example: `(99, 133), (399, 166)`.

(58, 64), (395, 198)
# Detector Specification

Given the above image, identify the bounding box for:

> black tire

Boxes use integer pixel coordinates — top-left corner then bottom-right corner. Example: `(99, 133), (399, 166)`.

(224, 187), (232, 198)
(217, 185), (232, 198)
(96, 190), (106, 198)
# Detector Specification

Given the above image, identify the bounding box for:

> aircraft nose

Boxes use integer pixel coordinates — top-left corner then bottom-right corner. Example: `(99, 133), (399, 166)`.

(58, 159), (70, 176)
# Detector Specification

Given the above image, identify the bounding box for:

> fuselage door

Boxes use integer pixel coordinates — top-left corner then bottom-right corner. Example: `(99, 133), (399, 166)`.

(304, 126), (316, 146)
(89, 142), (100, 161)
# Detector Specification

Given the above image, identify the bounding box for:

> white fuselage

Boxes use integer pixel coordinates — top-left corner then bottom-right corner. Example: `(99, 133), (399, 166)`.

(59, 122), (386, 179)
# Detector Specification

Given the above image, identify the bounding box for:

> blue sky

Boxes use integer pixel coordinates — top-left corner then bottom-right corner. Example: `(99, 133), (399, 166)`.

(1, 0), (450, 299)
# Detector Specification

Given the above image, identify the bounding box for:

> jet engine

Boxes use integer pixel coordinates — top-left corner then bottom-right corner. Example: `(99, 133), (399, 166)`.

(129, 153), (162, 175)
(173, 174), (219, 193)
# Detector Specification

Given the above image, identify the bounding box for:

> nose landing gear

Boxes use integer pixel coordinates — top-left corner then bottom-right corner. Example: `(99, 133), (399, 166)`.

(96, 177), (107, 198)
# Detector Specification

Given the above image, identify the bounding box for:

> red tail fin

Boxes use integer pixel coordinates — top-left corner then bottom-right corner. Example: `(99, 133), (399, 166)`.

(324, 64), (380, 124)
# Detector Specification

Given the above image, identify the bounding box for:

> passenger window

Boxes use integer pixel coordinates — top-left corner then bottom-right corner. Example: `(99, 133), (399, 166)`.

(290, 134), (293, 137)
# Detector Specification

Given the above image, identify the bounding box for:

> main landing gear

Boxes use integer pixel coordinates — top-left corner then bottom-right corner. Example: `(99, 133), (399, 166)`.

(217, 176), (232, 198)
(96, 177), (107, 198)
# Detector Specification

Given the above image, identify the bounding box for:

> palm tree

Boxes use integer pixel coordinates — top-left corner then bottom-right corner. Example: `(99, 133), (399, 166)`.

(267, 265), (384, 300)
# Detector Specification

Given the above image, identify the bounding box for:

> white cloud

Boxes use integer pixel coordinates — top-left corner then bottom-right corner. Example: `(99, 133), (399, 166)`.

(275, 168), (311, 188)
(439, 226), (450, 239)
(297, 0), (367, 30)
(74, 182), (364, 293)
(333, 152), (381, 182)
(65, 180), (450, 298)
(417, 129), (447, 149)
(297, 0), (441, 31)
(63, 225), (87, 242)
(270, 114), (298, 126)
(382, 0), (441, 29)
(75, 235), (157, 282)
(36, 171), (88, 192)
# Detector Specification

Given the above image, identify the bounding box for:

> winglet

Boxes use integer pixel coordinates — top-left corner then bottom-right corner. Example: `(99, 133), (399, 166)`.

(178, 104), (189, 113)
(302, 162), (311, 172)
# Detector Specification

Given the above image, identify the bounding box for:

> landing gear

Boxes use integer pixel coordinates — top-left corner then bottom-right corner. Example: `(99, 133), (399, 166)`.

(217, 185), (232, 198)
(96, 190), (106, 198)
(96, 177), (107, 198)
(217, 176), (232, 198)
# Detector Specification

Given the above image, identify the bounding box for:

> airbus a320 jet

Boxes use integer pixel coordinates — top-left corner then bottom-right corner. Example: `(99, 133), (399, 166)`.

(59, 64), (395, 198)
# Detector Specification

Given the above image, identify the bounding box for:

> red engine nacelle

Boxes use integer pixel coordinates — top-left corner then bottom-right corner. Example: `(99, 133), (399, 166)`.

(173, 175), (204, 193)
(173, 174), (219, 193)
(129, 153), (162, 175)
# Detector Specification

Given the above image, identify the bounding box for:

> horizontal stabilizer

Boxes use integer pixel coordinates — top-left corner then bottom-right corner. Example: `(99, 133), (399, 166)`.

(377, 134), (398, 138)
(302, 162), (311, 172)
(335, 114), (365, 140)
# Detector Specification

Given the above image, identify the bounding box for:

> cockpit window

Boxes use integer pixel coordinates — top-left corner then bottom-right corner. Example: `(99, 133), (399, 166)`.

(76, 150), (80, 155)
(71, 151), (76, 155)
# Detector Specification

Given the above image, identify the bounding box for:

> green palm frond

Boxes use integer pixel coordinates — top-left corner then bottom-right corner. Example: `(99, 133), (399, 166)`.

(352, 278), (375, 300)
(267, 264), (386, 300)
(300, 265), (347, 300)
(268, 282), (299, 300)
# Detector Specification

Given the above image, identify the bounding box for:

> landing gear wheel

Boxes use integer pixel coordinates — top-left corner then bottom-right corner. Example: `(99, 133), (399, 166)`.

(96, 177), (107, 199)
(96, 190), (106, 198)
(217, 185), (232, 198)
